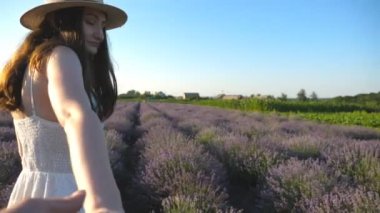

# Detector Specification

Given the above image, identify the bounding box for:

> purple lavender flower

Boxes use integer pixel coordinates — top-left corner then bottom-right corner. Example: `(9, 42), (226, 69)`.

(322, 139), (380, 193)
(0, 142), (21, 208)
(134, 124), (228, 210)
(0, 110), (13, 127)
(299, 186), (380, 212)
(0, 127), (16, 143)
(263, 158), (332, 211)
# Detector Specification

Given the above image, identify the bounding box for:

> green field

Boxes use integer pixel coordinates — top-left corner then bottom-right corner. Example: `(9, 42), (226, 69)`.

(288, 111), (380, 129)
(121, 97), (380, 129)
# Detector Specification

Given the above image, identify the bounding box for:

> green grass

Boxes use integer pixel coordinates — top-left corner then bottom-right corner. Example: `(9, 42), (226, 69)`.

(118, 98), (380, 129)
(290, 111), (380, 129)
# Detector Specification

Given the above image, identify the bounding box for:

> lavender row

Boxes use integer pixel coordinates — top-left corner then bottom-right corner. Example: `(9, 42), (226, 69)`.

(0, 110), (20, 207)
(262, 157), (380, 212)
(103, 101), (142, 209)
(1, 101), (379, 212)
(0, 111), (13, 128)
(127, 103), (241, 212)
(147, 102), (380, 212)
(0, 110), (15, 143)
(0, 142), (20, 207)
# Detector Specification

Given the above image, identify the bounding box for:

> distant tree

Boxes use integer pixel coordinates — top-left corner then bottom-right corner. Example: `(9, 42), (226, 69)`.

(297, 89), (307, 101)
(119, 90), (140, 98)
(154, 91), (167, 99)
(142, 91), (152, 99)
(310, 91), (318, 100)
(279, 93), (288, 101)
(128, 90), (140, 97)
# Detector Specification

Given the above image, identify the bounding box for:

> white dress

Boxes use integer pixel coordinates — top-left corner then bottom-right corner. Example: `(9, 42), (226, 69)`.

(7, 71), (85, 212)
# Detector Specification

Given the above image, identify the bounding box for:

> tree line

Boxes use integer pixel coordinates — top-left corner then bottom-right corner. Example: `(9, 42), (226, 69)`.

(118, 89), (380, 105)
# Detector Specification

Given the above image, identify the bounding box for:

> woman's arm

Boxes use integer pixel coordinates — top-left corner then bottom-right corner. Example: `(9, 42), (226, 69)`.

(45, 46), (123, 212)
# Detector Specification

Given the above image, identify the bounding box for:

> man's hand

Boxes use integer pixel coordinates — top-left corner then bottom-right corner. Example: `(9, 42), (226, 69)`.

(1, 190), (85, 213)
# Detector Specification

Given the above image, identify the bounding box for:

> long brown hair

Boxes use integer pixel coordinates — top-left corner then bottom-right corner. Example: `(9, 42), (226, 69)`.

(0, 7), (117, 121)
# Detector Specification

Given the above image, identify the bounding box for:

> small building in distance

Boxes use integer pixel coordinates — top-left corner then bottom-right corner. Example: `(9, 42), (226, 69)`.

(222, 95), (243, 100)
(175, 96), (184, 100)
(215, 94), (225, 99)
(255, 95), (274, 99)
(184, 92), (200, 100)
(215, 94), (243, 100)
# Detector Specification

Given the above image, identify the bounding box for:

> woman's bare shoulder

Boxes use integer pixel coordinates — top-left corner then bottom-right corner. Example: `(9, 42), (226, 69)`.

(46, 46), (82, 75)
(48, 46), (80, 64)
(50, 45), (76, 55)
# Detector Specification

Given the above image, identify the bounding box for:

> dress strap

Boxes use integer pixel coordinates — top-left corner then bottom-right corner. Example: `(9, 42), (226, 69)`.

(29, 70), (36, 116)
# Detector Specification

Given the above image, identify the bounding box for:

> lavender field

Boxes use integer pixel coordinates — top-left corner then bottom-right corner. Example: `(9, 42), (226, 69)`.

(1, 102), (379, 212)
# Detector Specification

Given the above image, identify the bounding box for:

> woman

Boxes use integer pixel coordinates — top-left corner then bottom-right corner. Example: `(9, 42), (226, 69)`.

(0, 0), (127, 212)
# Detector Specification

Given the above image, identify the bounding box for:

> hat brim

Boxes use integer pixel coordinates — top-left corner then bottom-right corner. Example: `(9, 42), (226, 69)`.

(20, 2), (127, 30)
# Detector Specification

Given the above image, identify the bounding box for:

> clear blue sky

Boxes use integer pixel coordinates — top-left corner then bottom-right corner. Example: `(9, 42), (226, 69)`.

(1, 0), (379, 98)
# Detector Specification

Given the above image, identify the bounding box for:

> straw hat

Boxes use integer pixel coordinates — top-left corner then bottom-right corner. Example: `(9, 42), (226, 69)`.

(20, 0), (127, 30)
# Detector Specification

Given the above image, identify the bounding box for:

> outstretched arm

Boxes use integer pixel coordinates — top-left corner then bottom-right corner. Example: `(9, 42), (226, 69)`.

(2, 190), (85, 213)
(46, 46), (123, 212)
